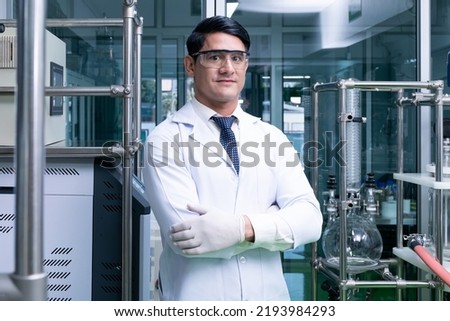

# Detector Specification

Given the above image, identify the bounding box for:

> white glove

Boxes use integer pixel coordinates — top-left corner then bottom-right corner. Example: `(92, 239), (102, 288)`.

(170, 203), (245, 255)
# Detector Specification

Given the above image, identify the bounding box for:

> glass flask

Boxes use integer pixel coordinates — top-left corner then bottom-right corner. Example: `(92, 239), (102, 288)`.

(321, 174), (383, 273)
(322, 209), (383, 272)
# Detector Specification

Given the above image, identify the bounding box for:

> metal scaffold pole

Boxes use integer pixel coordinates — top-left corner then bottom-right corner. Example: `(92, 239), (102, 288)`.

(0, 0), (48, 301)
(121, 0), (139, 301)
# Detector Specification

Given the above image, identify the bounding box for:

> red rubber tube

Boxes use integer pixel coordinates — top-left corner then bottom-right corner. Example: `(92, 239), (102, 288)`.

(411, 243), (450, 287)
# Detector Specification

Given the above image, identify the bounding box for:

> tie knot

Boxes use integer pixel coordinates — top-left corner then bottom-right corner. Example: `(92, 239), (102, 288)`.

(211, 116), (236, 130)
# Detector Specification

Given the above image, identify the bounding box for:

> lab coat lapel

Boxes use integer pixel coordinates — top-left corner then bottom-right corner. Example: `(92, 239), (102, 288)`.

(230, 111), (262, 178)
(172, 102), (231, 167)
(237, 111), (261, 167)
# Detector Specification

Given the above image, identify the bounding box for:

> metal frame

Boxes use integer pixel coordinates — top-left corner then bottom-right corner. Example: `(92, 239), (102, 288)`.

(311, 79), (446, 301)
(0, 0), (143, 301)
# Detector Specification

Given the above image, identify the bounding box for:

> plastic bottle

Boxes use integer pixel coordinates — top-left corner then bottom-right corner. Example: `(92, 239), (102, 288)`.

(363, 173), (378, 216)
(325, 175), (338, 218)
(375, 181), (386, 204)
(381, 179), (397, 219)
(385, 179), (396, 201)
(443, 138), (450, 176)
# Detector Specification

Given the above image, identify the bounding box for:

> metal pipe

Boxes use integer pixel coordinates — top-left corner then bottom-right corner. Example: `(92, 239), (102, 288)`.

(397, 97), (417, 107)
(315, 258), (341, 285)
(310, 89), (320, 301)
(0, 86), (126, 96)
(435, 85), (444, 182)
(346, 80), (439, 91)
(313, 80), (442, 93)
(0, 18), (124, 28)
(338, 85), (348, 301)
(12, 0), (47, 300)
(121, 0), (136, 301)
(342, 279), (437, 290)
(310, 244), (318, 300)
(311, 90), (320, 194)
(396, 90), (405, 247)
(0, 146), (118, 158)
(376, 267), (399, 282)
(318, 260), (437, 290)
(434, 84), (445, 300)
(134, 16), (143, 178)
(312, 81), (340, 92)
(395, 89), (405, 301)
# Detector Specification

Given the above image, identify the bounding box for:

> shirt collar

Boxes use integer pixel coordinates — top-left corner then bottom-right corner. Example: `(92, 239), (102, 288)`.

(191, 96), (243, 124)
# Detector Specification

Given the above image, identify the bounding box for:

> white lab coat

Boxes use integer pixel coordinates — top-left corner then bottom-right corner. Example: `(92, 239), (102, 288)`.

(143, 100), (322, 301)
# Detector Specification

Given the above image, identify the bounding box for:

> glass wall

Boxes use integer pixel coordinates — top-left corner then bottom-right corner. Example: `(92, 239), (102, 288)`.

(5, 0), (442, 300)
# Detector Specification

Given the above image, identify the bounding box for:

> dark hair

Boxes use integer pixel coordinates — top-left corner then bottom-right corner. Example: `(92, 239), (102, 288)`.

(186, 16), (250, 56)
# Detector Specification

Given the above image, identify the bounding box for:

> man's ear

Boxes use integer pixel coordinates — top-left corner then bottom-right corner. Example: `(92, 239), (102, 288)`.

(184, 55), (195, 77)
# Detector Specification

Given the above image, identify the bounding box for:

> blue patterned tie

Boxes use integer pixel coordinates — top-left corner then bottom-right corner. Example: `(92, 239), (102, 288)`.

(211, 116), (240, 174)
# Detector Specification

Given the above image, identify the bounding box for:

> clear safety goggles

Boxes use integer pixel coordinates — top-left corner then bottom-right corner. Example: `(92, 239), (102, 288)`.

(191, 50), (249, 70)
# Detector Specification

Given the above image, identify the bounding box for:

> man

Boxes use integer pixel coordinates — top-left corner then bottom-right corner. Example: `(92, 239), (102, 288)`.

(143, 15), (322, 301)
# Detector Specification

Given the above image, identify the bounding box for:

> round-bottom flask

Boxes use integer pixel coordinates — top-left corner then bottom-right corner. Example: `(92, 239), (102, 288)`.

(321, 209), (383, 273)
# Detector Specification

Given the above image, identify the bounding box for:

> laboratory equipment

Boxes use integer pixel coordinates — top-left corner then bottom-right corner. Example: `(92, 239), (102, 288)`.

(312, 79), (448, 301)
(322, 173), (383, 272)
(0, 156), (151, 300)
(0, 27), (66, 145)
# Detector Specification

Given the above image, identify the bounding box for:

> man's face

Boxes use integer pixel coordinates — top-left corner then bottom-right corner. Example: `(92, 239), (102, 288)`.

(184, 32), (248, 114)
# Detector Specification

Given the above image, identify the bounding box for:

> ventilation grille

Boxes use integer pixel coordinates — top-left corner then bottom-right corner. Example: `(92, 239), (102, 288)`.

(0, 167), (15, 175)
(45, 247), (74, 301)
(51, 247), (73, 255)
(0, 226), (13, 234)
(103, 204), (121, 213)
(48, 297), (71, 301)
(100, 261), (122, 295)
(43, 259), (72, 267)
(47, 284), (71, 292)
(101, 179), (122, 215)
(44, 167), (80, 176)
(103, 192), (121, 201)
(47, 271), (71, 280)
(0, 166), (80, 176)
(102, 261), (121, 271)
(101, 273), (121, 282)
(0, 213), (15, 222)
(0, 213), (15, 235)
(103, 181), (114, 189)
(101, 285), (121, 294)
(0, 35), (17, 68)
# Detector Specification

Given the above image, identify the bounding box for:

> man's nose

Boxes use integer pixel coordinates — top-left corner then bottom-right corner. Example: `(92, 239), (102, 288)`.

(219, 58), (235, 70)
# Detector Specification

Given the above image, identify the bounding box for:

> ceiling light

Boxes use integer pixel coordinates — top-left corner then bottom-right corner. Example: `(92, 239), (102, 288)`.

(227, 2), (239, 17)
(237, 0), (336, 13)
